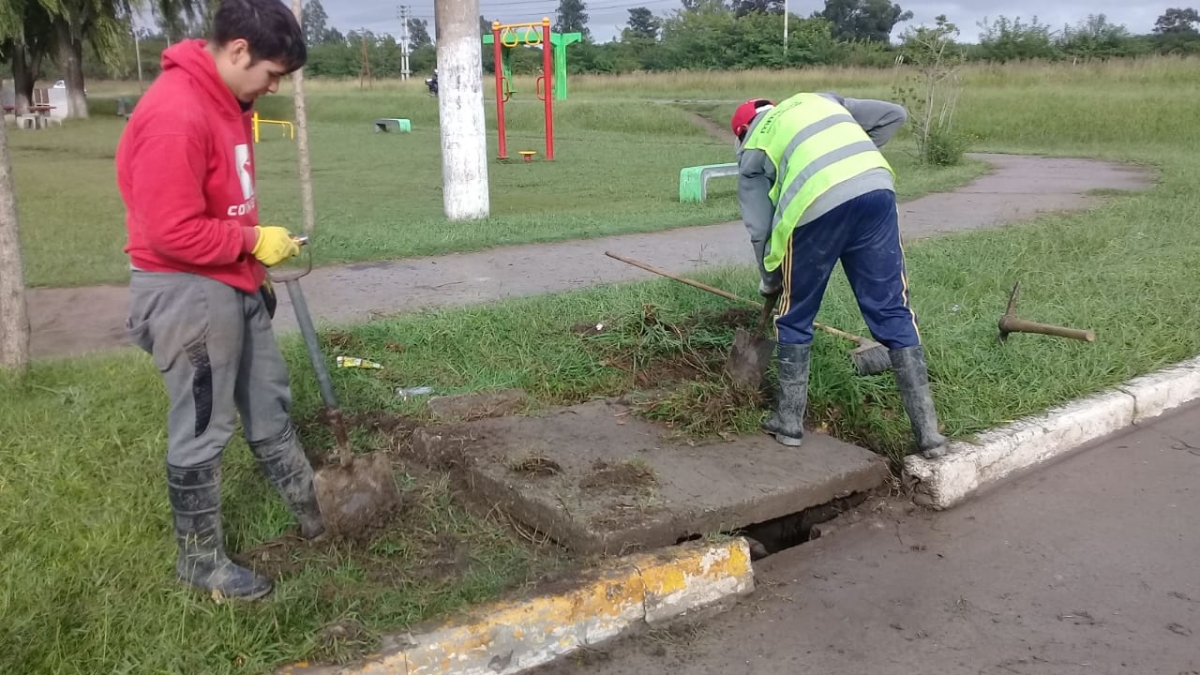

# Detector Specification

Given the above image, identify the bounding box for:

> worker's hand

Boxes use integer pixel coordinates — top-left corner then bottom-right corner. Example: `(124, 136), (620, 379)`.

(759, 272), (783, 298)
(251, 225), (301, 267)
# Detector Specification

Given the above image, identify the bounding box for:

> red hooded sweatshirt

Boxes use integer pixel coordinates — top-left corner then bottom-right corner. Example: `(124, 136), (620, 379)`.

(116, 39), (264, 294)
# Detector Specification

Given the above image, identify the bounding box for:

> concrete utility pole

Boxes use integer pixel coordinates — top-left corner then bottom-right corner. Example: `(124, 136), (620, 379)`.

(435, 0), (490, 220)
(398, 5), (412, 81)
(0, 119), (31, 373)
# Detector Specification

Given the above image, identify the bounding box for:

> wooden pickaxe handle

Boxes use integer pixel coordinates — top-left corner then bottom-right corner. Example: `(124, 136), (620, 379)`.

(999, 316), (1096, 342)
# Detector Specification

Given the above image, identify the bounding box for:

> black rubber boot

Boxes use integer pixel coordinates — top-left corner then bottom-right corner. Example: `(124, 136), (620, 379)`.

(167, 460), (273, 601)
(890, 345), (948, 459)
(250, 424), (326, 540)
(762, 342), (810, 447)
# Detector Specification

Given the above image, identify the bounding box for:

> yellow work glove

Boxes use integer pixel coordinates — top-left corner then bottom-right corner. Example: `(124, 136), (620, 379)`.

(251, 225), (301, 267)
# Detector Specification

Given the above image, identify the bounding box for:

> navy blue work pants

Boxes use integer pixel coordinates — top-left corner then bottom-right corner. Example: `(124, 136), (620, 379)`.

(775, 188), (921, 350)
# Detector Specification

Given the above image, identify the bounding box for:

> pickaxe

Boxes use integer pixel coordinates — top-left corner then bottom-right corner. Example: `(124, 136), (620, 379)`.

(998, 281), (1096, 344)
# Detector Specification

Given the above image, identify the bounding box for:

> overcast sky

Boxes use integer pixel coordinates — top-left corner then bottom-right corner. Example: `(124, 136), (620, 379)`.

(315, 0), (1171, 44)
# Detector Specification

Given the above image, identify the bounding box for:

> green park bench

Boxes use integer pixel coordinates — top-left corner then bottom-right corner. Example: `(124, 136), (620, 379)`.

(374, 117), (412, 133)
(679, 162), (739, 203)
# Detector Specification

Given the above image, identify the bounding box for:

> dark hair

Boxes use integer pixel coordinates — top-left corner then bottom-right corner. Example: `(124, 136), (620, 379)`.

(212, 0), (307, 73)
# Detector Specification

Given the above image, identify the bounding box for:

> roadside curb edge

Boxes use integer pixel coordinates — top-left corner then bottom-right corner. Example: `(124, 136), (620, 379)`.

(277, 538), (754, 675)
(903, 355), (1200, 509)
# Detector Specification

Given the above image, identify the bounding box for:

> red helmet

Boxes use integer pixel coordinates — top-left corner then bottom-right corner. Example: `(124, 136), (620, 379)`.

(731, 98), (774, 139)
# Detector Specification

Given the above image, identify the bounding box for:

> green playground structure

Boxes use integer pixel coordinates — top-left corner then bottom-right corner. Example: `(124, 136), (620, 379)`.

(482, 24), (582, 101)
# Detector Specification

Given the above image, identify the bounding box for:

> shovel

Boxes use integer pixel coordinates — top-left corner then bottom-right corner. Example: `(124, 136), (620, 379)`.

(271, 240), (401, 539)
(726, 291), (779, 390)
(603, 252), (894, 382)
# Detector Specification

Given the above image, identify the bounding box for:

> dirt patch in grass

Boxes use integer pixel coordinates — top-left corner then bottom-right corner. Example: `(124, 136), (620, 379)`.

(322, 329), (362, 351)
(571, 303), (774, 439)
(233, 487), (470, 586)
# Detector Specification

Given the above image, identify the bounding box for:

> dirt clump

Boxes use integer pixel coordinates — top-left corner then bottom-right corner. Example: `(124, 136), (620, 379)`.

(509, 454), (563, 477)
(579, 459), (658, 492)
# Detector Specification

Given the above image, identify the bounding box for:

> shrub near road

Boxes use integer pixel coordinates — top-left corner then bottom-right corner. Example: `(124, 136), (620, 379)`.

(2, 58), (1199, 673)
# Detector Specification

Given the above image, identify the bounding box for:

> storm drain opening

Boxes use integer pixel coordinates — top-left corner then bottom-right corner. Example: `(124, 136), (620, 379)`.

(674, 492), (870, 560)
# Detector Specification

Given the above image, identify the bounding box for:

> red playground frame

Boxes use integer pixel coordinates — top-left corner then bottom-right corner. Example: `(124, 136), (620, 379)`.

(490, 18), (555, 161)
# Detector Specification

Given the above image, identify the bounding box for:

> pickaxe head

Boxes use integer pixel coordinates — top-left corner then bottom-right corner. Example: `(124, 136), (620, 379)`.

(998, 280), (1021, 343)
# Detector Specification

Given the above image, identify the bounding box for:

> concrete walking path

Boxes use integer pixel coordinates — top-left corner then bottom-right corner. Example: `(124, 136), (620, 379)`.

(28, 154), (1151, 359)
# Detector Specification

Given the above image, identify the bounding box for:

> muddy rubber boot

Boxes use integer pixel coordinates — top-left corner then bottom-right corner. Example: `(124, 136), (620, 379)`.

(762, 342), (810, 447)
(250, 424), (326, 540)
(890, 345), (948, 459)
(167, 460), (273, 601)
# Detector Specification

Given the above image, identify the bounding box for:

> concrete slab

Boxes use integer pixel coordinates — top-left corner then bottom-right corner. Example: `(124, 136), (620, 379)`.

(410, 398), (889, 556)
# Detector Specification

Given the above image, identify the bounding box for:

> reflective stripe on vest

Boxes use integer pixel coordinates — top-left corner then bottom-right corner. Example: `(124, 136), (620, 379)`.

(741, 93), (893, 272)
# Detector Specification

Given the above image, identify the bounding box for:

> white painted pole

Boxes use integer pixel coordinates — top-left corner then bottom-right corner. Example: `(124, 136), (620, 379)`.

(0, 120), (31, 372)
(435, 0), (490, 220)
(784, 0), (789, 56)
(290, 0), (317, 237)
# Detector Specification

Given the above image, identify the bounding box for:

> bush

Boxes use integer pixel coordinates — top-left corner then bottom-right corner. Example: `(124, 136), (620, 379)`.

(922, 124), (968, 166)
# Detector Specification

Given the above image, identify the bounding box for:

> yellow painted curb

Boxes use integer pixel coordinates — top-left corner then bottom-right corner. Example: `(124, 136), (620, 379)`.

(278, 538), (754, 675)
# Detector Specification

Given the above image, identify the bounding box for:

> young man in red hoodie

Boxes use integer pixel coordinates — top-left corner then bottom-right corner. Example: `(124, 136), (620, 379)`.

(117, 0), (322, 601)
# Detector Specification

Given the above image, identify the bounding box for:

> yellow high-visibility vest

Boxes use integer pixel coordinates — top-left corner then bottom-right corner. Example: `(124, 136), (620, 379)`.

(742, 93), (894, 271)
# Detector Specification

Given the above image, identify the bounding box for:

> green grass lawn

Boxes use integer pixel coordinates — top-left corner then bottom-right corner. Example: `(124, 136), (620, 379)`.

(9, 88), (981, 288)
(4, 58), (1200, 674)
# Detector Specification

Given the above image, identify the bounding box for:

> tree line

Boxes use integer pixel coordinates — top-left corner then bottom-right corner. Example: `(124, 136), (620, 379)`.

(267, 0), (1200, 78)
(2, 0), (1199, 112)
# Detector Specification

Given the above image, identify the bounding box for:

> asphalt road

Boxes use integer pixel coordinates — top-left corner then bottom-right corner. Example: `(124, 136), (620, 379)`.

(537, 403), (1200, 675)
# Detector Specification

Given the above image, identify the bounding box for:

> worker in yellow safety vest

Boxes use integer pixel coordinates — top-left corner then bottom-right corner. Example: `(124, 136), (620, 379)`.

(731, 92), (946, 459)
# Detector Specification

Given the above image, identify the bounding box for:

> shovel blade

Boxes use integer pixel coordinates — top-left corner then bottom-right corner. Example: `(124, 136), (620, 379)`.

(313, 452), (402, 539)
(726, 328), (776, 390)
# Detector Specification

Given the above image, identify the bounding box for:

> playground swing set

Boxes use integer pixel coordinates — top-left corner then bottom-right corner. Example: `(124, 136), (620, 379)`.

(482, 18), (582, 162)
(249, 18), (583, 166)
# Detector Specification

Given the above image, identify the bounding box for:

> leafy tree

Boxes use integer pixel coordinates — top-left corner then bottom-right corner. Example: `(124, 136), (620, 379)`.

(408, 17), (430, 49)
(301, 0), (328, 46)
(819, 0), (913, 43)
(1, 0), (56, 114)
(977, 15), (1058, 61)
(1154, 7), (1200, 34)
(1152, 7), (1200, 52)
(625, 7), (661, 40)
(35, 0), (142, 118)
(554, 0), (590, 41)
(732, 0), (783, 17)
(1057, 14), (1132, 60)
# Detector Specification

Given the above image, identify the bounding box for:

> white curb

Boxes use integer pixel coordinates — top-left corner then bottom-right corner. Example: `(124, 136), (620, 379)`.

(904, 355), (1200, 509)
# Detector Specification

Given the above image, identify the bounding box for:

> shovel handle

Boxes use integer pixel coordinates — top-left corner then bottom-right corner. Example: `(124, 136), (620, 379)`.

(604, 251), (875, 345)
(285, 276), (353, 458)
(604, 252), (754, 306)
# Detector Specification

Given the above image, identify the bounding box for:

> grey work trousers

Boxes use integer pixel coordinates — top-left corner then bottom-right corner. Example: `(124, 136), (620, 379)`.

(126, 271), (293, 468)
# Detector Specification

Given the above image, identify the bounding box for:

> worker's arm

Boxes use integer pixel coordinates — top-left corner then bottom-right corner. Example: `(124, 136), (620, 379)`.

(737, 147), (782, 293)
(126, 127), (259, 266)
(840, 97), (908, 148)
